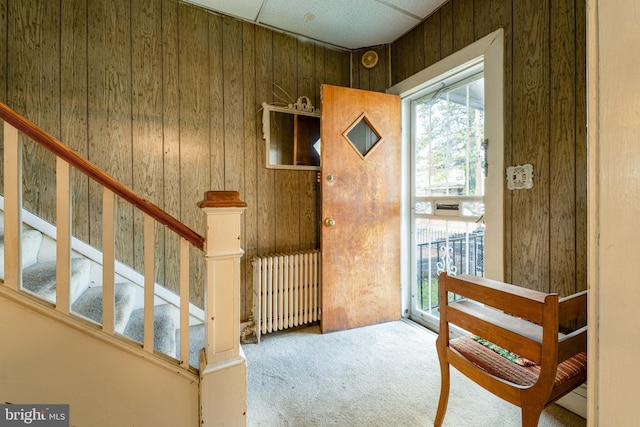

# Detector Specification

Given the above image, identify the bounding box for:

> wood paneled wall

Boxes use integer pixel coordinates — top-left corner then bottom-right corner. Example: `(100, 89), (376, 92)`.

(1, 0), (586, 321)
(379, 0), (587, 295)
(0, 0), (350, 318)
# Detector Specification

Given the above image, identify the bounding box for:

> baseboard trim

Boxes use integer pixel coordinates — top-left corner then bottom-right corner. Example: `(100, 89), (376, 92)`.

(555, 383), (587, 418)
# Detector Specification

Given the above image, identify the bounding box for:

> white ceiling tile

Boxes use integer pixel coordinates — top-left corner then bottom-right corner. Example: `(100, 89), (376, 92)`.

(376, 0), (448, 19)
(186, 0), (264, 21)
(259, 0), (420, 49)
(183, 0), (446, 50)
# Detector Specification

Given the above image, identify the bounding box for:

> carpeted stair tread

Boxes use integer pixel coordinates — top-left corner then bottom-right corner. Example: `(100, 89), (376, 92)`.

(123, 304), (179, 356)
(1, 213), (200, 370)
(22, 258), (92, 303)
(175, 323), (205, 368)
(71, 282), (138, 334)
(0, 229), (43, 280)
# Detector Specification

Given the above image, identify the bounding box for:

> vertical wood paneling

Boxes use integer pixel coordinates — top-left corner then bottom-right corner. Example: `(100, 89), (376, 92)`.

(3, 0), (588, 320)
(411, 26), (425, 75)
(313, 42), (325, 107)
(161, 0), (181, 295)
(351, 50), (363, 90)
(221, 16), (246, 315)
(395, 24), (421, 80)
(61, 0), (90, 244)
(453, 0), (474, 52)
(325, 47), (350, 88)
(208, 13), (224, 190)
(131, 0), (164, 283)
(390, 0), (585, 295)
(273, 34), (296, 251)
(550, 0), (576, 297)
(298, 40), (318, 249)
(2, 0), (588, 321)
(423, 11), (441, 69)
(242, 21), (257, 320)
(223, 17), (244, 193)
(4, 0), (351, 322)
(575, 0), (587, 293)
(255, 25), (276, 254)
(299, 171), (318, 250)
(371, 46), (388, 92)
(9, 0), (59, 225)
(440, 2), (454, 58)
(206, 14), (224, 308)
(390, 32), (412, 85)
(512, 0), (550, 292)
(473, 0), (492, 40)
(178, 3), (209, 305)
(273, 32), (299, 252)
(87, 0), (132, 264)
(274, 168), (299, 251)
(297, 40), (315, 99)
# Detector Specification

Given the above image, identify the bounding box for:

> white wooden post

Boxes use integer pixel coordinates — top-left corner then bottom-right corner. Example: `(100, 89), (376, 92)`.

(199, 191), (247, 427)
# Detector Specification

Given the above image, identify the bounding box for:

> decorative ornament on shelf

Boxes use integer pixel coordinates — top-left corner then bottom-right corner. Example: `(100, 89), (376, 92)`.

(361, 50), (379, 69)
(287, 96), (316, 113)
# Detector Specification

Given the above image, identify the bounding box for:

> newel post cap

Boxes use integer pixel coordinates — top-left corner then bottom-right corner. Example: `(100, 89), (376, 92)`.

(198, 191), (247, 209)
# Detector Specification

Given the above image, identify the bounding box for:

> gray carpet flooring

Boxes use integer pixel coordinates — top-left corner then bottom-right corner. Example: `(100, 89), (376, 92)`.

(243, 320), (587, 427)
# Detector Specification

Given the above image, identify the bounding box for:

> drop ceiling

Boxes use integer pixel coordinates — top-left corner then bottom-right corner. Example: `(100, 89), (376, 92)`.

(184, 0), (448, 50)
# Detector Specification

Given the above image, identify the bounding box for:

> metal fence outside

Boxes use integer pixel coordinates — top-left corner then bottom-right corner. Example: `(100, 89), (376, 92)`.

(416, 230), (484, 312)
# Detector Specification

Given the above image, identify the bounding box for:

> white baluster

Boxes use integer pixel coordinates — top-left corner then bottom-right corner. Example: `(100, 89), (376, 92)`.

(3, 123), (21, 290)
(55, 158), (72, 313)
(143, 213), (155, 352)
(179, 237), (190, 367)
(102, 189), (115, 335)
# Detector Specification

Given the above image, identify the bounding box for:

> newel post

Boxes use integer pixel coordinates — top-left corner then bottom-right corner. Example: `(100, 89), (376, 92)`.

(198, 191), (248, 426)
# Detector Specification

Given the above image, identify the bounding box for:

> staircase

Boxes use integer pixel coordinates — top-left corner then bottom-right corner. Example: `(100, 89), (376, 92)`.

(0, 209), (205, 368)
(0, 102), (248, 426)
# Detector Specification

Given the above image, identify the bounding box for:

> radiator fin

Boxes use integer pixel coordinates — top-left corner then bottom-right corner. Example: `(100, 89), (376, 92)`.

(253, 250), (321, 340)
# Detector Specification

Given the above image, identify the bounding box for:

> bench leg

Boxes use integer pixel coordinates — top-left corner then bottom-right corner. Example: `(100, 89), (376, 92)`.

(434, 356), (450, 426)
(521, 407), (543, 427)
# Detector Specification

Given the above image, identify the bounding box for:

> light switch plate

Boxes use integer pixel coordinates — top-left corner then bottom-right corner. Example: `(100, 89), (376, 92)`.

(506, 164), (534, 190)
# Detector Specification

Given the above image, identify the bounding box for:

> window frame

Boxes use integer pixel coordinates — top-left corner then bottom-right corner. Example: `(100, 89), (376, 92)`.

(388, 28), (505, 321)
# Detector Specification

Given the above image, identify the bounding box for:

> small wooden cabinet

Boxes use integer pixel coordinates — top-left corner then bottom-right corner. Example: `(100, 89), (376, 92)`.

(262, 101), (320, 170)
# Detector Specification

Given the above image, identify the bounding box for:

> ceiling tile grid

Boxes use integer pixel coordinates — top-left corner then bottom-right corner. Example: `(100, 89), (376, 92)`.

(184, 0), (447, 50)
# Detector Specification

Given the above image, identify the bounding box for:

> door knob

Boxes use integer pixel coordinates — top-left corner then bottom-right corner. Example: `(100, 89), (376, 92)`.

(324, 217), (336, 227)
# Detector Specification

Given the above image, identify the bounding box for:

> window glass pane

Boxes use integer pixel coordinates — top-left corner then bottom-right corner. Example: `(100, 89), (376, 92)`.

(461, 201), (484, 217)
(415, 219), (485, 315)
(412, 72), (485, 319)
(346, 117), (380, 157)
(414, 75), (485, 198)
(415, 202), (432, 215)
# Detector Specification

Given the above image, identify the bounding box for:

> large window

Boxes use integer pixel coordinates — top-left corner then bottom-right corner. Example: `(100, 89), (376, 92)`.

(389, 28), (504, 331)
(413, 71), (486, 317)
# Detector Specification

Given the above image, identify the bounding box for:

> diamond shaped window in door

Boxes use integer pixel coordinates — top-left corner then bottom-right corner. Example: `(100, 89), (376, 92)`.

(343, 113), (381, 158)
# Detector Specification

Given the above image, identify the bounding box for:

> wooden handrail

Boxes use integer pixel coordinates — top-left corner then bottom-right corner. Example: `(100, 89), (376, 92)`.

(0, 102), (205, 250)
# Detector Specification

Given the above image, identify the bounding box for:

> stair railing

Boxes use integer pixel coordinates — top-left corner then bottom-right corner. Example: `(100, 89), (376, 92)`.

(0, 102), (237, 376)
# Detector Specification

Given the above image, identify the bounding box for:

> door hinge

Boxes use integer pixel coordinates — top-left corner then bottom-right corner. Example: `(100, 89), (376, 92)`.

(482, 139), (488, 177)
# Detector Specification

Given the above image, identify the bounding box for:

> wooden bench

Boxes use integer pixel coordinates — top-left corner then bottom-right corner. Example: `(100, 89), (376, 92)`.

(434, 272), (587, 427)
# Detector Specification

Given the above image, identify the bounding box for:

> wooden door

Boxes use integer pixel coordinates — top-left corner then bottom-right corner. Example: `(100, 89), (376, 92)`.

(320, 85), (401, 333)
